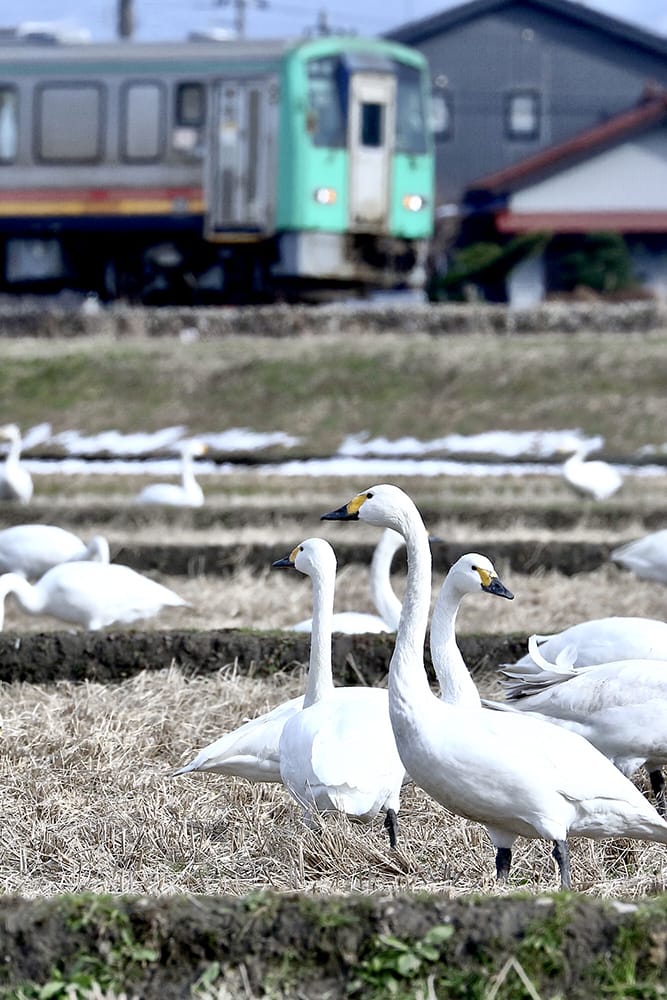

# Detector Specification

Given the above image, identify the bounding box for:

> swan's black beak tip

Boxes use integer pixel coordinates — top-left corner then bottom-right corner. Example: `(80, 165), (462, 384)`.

(321, 503), (358, 521)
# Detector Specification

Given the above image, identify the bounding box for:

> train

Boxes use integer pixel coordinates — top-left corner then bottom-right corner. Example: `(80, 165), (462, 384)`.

(0, 31), (435, 303)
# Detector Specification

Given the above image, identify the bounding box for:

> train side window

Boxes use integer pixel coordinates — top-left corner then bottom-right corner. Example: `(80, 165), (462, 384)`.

(430, 91), (453, 142)
(0, 87), (18, 163)
(176, 83), (205, 127)
(121, 81), (165, 161)
(36, 83), (103, 163)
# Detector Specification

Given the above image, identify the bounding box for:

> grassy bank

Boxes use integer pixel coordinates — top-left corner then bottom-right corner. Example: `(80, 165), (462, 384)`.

(0, 329), (666, 453)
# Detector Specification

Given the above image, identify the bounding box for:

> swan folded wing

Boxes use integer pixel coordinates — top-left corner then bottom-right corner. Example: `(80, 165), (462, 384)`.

(175, 696), (304, 781)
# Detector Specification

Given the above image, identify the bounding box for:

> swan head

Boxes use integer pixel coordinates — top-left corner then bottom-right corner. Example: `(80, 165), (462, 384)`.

(0, 423), (21, 444)
(180, 440), (208, 458)
(272, 537), (337, 580)
(449, 553), (514, 601)
(321, 484), (415, 534)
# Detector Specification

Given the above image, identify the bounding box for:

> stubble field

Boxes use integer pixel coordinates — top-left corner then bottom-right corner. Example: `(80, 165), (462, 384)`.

(2, 313), (667, 997)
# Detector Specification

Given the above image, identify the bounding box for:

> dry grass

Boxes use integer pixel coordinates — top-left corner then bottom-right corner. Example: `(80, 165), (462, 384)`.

(3, 665), (667, 900)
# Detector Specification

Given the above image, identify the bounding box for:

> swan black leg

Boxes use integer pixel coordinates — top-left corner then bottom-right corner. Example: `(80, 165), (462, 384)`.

(649, 769), (666, 818)
(552, 840), (571, 889)
(384, 808), (398, 848)
(495, 847), (512, 881)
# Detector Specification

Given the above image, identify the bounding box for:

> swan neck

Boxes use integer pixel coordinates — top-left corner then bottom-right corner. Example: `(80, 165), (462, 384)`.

(370, 529), (402, 630)
(389, 510), (433, 707)
(181, 450), (197, 488)
(302, 564), (336, 708)
(0, 574), (42, 628)
(429, 578), (481, 707)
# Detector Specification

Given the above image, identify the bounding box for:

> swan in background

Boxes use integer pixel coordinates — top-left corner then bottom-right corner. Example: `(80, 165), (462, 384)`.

(0, 423), (33, 504)
(507, 616), (667, 673)
(135, 439), (207, 507)
(275, 537), (405, 846)
(493, 634), (667, 815)
(561, 441), (622, 501)
(0, 524), (110, 579)
(610, 529), (667, 584)
(288, 528), (403, 634)
(0, 561), (186, 630)
(322, 484), (667, 889)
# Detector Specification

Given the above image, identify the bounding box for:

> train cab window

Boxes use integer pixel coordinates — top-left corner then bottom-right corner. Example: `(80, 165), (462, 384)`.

(360, 103), (383, 147)
(36, 84), (103, 163)
(176, 83), (205, 127)
(0, 87), (18, 162)
(121, 81), (165, 161)
(306, 57), (345, 148)
(395, 64), (427, 154)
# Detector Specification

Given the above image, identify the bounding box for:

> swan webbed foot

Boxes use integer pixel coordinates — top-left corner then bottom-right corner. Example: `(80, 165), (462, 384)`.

(552, 839), (571, 889)
(384, 808), (398, 848)
(495, 847), (512, 881)
(649, 769), (666, 818)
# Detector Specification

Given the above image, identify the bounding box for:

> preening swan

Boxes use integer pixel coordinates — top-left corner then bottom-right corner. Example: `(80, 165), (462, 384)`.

(507, 616), (667, 673)
(610, 529), (667, 584)
(495, 634), (667, 816)
(288, 528), (403, 634)
(275, 537), (405, 846)
(135, 439), (207, 507)
(0, 524), (109, 579)
(322, 484), (667, 889)
(561, 442), (622, 501)
(0, 423), (33, 504)
(0, 560), (186, 630)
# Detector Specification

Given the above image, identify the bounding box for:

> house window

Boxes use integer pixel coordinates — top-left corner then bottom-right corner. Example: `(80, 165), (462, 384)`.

(121, 81), (165, 161)
(505, 90), (540, 140)
(430, 90), (453, 141)
(36, 83), (103, 162)
(0, 87), (18, 162)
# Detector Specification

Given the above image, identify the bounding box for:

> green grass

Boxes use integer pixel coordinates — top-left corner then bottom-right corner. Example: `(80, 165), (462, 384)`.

(0, 330), (665, 453)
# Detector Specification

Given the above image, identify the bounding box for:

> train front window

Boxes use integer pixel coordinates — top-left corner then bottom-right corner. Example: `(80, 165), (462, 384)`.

(360, 103), (383, 147)
(306, 57), (345, 148)
(395, 64), (427, 155)
(0, 87), (17, 162)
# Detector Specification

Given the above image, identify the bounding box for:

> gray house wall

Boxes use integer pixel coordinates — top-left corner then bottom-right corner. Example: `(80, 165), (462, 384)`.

(387, 1), (667, 208)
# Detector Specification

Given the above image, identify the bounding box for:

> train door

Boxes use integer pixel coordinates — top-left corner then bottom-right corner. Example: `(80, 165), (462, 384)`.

(347, 73), (396, 231)
(205, 77), (278, 237)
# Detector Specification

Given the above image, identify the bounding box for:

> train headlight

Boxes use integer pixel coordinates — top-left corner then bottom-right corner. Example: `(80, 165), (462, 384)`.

(402, 194), (426, 212)
(314, 187), (337, 205)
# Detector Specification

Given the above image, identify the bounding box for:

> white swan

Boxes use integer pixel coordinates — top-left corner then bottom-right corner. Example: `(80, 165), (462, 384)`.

(275, 537), (405, 845)
(610, 529), (667, 584)
(321, 484), (667, 889)
(0, 524), (110, 580)
(508, 616), (667, 673)
(135, 440), (207, 507)
(174, 548), (509, 790)
(561, 442), (622, 501)
(494, 634), (667, 815)
(289, 528), (403, 634)
(0, 423), (33, 504)
(429, 552), (513, 707)
(0, 561), (186, 630)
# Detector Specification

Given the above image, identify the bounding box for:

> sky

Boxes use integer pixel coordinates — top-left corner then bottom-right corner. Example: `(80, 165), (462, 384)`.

(4, 0), (667, 42)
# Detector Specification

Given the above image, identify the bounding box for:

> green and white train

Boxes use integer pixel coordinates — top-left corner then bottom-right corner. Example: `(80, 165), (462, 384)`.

(0, 32), (434, 302)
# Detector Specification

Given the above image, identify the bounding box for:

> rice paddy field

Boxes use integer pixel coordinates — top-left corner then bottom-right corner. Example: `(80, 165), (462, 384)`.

(2, 311), (667, 997)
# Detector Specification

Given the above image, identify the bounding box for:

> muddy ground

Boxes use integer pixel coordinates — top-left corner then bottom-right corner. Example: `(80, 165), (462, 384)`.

(3, 891), (667, 998)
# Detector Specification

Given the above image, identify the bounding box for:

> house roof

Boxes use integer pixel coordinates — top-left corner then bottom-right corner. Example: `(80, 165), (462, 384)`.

(385, 0), (667, 59)
(466, 88), (667, 198)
